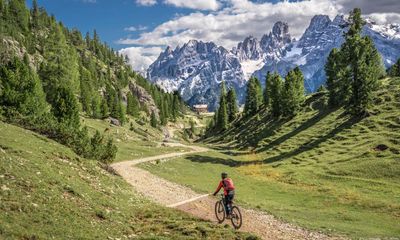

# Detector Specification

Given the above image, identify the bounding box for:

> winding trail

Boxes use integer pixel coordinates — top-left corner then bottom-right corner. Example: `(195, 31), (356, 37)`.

(111, 143), (345, 240)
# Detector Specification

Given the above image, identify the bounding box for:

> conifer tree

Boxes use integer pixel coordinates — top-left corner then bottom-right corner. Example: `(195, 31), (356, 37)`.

(244, 77), (262, 117)
(387, 58), (400, 77)
(215, 82), (228, 130)
(0, 57), (47, 118)
(127, 92), (140, 117)
(263, 71), (272, 106)
(325, 8), (384, 115)
(100, 98), (109, 119)
(226, 88), (238, 122)
(150, 111), (158, 128)
(281, 67), (305, 116)
(52, 86), (80, 127)
(91, 95), (101, 119)
(269, 73), (284, 117)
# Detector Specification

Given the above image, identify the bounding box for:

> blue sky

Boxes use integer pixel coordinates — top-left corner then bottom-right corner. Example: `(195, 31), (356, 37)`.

(27, 0), (400, 72)
(27, 0), (196, 49)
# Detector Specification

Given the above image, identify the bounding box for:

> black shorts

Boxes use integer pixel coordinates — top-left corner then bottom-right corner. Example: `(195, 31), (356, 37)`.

(225, 190), (235, 203)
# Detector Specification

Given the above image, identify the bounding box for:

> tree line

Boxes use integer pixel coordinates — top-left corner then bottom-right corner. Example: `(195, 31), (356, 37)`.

(207, 8), (397, 135)
(0, 0), (185, 162)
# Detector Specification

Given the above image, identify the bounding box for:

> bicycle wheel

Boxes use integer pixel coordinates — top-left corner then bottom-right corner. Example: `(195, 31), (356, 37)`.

(214, 200), (225, 223)
(230, 206), (242, 229)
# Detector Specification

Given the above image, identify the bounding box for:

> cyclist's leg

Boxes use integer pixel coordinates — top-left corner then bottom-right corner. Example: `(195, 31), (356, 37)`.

(226, 193), (234, 215)
(224, 195), (229, 213)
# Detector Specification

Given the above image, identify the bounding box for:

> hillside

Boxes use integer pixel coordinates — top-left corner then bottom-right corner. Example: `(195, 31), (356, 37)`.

(0, 121), (256, 239)
(140, 77), (400, 238)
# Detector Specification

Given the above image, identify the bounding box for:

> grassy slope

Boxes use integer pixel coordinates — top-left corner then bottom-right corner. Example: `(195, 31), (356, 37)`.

(83, 118), (190, 162)
(140, 78), (400, 238)
(0, 122), (257, 239)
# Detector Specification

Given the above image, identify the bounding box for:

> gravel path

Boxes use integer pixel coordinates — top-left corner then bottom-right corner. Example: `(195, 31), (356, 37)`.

(111, 143), (346, 240)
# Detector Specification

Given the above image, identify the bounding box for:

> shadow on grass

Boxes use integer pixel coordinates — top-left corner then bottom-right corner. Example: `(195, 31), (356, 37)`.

(187, 116), (361, 167)
(256, 108), (334, 153)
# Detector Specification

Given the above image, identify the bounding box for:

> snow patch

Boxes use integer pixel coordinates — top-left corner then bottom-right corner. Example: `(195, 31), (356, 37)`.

(240, 58), (265, 80)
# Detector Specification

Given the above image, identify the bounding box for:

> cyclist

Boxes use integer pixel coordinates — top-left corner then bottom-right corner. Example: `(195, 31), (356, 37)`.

(213, 172), (235, 218)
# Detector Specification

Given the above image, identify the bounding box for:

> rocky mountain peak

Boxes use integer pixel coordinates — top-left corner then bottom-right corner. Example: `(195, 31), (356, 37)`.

(271, 21), (291, 43)
(233, 35), (263, 61)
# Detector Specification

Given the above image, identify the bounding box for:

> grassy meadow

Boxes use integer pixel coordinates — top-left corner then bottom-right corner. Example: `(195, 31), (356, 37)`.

(140, 78), (400, 238)
(0, 121), (257, 239)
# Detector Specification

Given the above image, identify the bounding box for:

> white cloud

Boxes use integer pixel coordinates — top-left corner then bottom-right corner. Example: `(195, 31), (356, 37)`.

(124, 25), (148, 32)
(164, 0), (220, 11)
(119, 0), (400, 72)
(119, 0), (339, 49)
(82, 0), (96, 3)
(119, 46), (164, 74)
(365, 13), (400, 25)
(136, 0), (157, 6)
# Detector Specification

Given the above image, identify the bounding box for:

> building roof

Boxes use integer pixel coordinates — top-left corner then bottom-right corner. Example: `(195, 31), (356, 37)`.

(193, 104), (208, 109)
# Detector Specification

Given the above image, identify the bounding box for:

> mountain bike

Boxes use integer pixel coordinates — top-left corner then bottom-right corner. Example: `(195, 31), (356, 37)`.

(214, 194), (242, 229)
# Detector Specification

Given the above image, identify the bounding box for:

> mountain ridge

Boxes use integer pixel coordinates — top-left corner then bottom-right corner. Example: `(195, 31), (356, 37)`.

(146, 14), (400, 110)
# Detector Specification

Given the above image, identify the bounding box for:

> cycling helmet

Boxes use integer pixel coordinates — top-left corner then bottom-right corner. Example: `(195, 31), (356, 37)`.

(221, 172), (228, 179)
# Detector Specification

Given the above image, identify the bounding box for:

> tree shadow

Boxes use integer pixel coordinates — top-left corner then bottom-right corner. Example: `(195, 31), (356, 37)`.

(256, 108), (334, 153)
(187, 115), (361, 167)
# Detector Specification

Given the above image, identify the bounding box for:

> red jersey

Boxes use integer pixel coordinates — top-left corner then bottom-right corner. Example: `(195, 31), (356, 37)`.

(214, 178), (235, 196)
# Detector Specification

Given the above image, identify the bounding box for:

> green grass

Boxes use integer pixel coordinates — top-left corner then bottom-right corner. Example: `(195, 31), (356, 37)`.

(82, 118), (190, 162)
(0, 121), (257, 239)
(140, 78), (400, 238)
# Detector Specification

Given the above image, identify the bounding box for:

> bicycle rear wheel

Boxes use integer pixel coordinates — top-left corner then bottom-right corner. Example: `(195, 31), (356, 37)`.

(230, 206), (242, 229)
(214, 200), (225, 223)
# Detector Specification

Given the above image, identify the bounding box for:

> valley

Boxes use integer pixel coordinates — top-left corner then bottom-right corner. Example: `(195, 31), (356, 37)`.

(1, 1), (400, 239)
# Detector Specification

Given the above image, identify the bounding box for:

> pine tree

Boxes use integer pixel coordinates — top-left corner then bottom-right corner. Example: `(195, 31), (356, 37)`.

(263, 71), (272, 106)
(79, 66), (92, 113)
(100, 98), (109, 119)
(0, 57), (47, 118)
(343, 8), (384, 115)
(350, 36), (383, 115)
(126, 92), (140, 117)
(150, 111), (158, 128)
(281, 67), (305, 117)
(269, 73), (284, 117)
(216, 94), (228, 130)
(226, 88), (238, 122)
(325, 48), (350, 107)
(244, 77), (262, 117)
(52, 86), (80, 127)
(387, 58), (400, 77)
(325, 8), (384, 115)
(172, 93), (180, 121)
(8, 0), (29, 32)
(91, 95), (101, 119)
(215, 81), (228, 130)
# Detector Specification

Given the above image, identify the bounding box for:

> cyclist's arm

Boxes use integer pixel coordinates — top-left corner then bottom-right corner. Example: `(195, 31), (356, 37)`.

(213, 181), (223, 196)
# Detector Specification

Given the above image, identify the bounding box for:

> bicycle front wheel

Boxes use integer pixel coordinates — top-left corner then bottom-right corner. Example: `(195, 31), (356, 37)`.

(214, 200), (225, 223)
(231, 206), (242, 229)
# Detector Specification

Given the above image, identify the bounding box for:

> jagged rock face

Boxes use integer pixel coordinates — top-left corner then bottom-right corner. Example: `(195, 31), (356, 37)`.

(260, 21), (292, 61)
(128, 80), (159, 118)
(147, 15), (400, 110)
(147, 40), (246, 110)
(232, 36), (263, 61)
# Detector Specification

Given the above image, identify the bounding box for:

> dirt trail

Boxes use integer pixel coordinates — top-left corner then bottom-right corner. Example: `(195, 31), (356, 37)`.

(111, 143), (345, 240)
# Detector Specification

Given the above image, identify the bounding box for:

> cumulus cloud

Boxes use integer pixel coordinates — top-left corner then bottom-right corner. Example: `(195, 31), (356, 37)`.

(119, 46), (164, 74)
(124, 25), (148, 32)
(136, 0), (157, 7)
(119, 0), (400, 72)
(164, 0), (220, 11)
(335, 0), (400, 14)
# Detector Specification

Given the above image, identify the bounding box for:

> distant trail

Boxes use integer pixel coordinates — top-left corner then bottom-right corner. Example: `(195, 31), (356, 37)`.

(111, 143), (345, 240)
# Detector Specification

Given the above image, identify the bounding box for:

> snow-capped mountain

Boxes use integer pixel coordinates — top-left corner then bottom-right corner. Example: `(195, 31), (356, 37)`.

(147, 15), (400, 110)
(147, 40), (246, 110)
